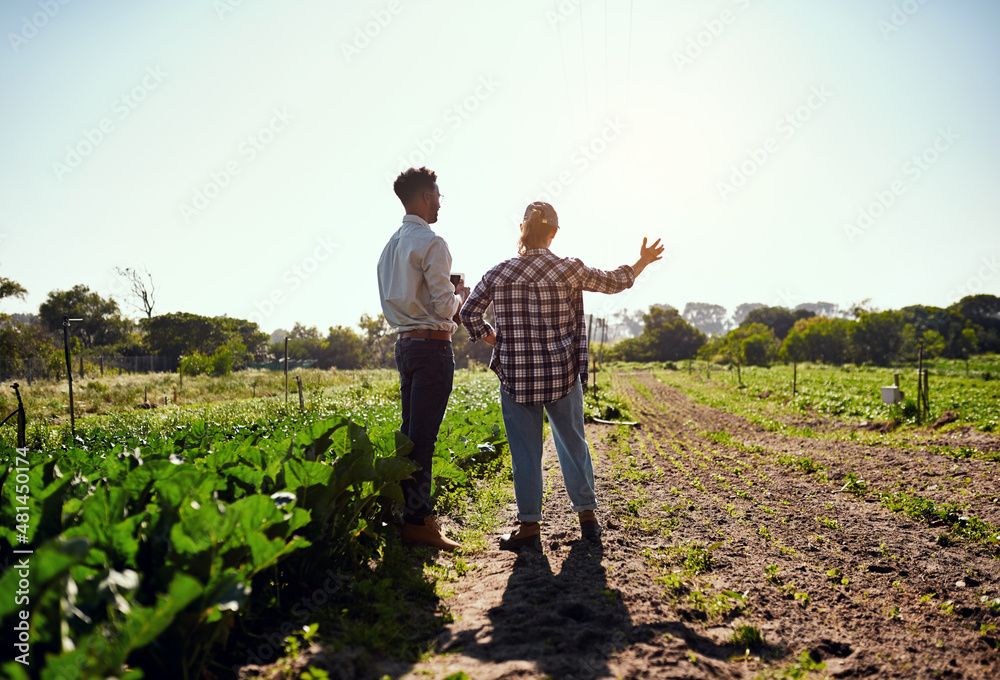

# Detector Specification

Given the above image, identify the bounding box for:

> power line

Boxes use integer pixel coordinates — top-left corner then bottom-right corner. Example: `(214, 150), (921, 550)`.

(580, 0), (588, 109)
(604, 0), (609, 110)
(626, 0), (634, 110)
(555, 0), (572, 103)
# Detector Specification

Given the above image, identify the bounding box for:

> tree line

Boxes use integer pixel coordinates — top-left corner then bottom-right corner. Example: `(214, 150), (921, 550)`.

(0, 276), (492, 377)
(604, 295), (999, 369)
(3, 275), (996, 376)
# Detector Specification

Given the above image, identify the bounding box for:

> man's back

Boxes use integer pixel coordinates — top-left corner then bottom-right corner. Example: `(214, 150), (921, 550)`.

(377, 216), (458, 333)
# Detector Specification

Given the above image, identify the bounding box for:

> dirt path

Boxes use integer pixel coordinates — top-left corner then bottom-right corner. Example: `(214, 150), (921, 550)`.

(398, 370), (1000, 680)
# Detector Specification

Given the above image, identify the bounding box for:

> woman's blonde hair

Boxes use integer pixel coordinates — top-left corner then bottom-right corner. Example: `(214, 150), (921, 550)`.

(517, 204), (558, 256)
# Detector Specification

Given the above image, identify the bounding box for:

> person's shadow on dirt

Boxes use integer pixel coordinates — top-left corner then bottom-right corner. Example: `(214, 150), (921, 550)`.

(486, 539), (626, 679)
(447, 537), (741, 679)
(439, 537), (627, 679)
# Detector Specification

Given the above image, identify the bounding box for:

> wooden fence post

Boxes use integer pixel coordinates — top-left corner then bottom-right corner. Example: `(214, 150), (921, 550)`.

(923, 369), (930, 419)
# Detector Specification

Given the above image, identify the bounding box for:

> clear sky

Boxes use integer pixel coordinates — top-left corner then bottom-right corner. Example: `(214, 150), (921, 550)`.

(2, 0), (999, 336)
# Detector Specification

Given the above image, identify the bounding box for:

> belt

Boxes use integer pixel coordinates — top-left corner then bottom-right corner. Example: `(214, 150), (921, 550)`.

(399, 329), (452, 341)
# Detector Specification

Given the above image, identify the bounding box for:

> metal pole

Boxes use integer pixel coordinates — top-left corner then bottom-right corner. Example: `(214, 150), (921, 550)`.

(63, 316), (82, 440)
(13, 383), (26, 448)
(587, 314), (594, 392)
(596, 318), (607, 390)
(916, 343), (923, 424)
(284, 337), (289, 406)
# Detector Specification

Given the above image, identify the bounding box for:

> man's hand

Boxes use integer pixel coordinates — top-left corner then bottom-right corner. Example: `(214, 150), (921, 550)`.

(632, 237), (665, 277)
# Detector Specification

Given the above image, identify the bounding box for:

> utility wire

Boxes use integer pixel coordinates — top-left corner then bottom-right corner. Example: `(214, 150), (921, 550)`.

(580, 0), (588, 110)
(626, 0), (634, 110)
(556, 0), (572, 104)
(604, 0), (609, 110)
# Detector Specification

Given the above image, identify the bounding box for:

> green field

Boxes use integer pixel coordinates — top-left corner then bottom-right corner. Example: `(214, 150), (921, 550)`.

(0, 368), (510, 679)
(618, 355), (1000, 434)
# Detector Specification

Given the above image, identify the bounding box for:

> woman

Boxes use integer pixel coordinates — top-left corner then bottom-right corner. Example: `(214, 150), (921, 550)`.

(460, 201), (664, 551)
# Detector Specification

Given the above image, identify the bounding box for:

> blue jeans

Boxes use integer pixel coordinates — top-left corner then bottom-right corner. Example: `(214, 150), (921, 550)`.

(395, 338), (455, 522)
(500, 378), (597, 523)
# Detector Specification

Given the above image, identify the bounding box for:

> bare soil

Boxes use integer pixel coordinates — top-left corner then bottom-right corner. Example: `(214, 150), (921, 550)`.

(282, 370), (1000, 679)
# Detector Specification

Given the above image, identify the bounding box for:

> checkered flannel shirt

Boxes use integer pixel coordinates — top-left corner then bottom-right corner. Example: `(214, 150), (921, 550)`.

(460, 248), (635, 406)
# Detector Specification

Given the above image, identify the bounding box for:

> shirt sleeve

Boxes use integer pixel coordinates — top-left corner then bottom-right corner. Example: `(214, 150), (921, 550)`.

(460, 274), (495, 341)
(577, 260), (636, 294)
(424, 236), (461, 321)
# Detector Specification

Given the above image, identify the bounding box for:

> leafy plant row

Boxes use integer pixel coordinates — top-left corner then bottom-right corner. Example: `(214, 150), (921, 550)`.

(0, 375), (507, 679)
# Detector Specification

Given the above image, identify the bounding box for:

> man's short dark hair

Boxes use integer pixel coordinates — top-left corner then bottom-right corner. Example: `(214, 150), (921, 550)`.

(393, 167), (437, 204)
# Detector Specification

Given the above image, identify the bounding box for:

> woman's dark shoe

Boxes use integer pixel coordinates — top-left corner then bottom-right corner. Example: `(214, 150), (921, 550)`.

(579, 510), (602, 540)
(499, 521), (542, 552)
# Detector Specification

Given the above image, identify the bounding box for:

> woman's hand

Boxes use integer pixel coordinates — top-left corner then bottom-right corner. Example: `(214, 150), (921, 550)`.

(485, 332), (497, 346)
(640, 237), (664, 265)
(632, 237), (665, 277)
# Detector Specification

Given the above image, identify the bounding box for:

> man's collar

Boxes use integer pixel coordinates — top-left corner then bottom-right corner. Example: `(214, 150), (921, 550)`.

(403, 214), (431, 228)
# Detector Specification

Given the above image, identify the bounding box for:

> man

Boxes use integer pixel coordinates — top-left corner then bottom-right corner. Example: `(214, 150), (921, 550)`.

(377, 167), (466, 551)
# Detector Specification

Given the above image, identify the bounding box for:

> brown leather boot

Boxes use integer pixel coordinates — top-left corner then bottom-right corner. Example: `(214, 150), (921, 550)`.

(499, 521), (542, 552)
(401, 515), (461, 551)
(579, 510), (602, 540)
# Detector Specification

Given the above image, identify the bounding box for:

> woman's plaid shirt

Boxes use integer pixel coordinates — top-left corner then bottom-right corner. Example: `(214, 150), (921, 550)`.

(460, 248), (635, 406)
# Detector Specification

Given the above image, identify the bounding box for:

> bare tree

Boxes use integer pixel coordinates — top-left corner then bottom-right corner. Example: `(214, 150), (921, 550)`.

(115, 266), (156, 318)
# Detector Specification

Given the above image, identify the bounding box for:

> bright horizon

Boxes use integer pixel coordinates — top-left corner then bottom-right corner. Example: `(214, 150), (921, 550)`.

(2, 1), (999, 337)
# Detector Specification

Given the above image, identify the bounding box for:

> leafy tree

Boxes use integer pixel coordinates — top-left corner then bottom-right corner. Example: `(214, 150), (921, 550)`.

(610, 308), (646, 340)
(38, 285), (130, 348)
(780, 325), (809, 365)
(900, 325), (945, 361)
(270, 324), (366, 369)
(899, 305), (970, 359)
(143, 312), (266, 363)
(0, 276), (27, 303)
(324, 326), (365, 369)
(795, 301), (844, 318)
(682, 302), (729, 336)
(742, 306), (813, 341)
(787, 316), (851, 364)
(275, 324), (326, 364)
(0, 316), (57, 370)
(605, 306), (705, 362)
(956, 328), (978, 375)
(952, 295), (1000, 353)
(779, 323), (809, 393)
(289, 323), (322, 340)
(724, 323), (778, 369)
(358, 313), (393, 367)
(849, 310), (905, 366)
(731, 302), (764, 328)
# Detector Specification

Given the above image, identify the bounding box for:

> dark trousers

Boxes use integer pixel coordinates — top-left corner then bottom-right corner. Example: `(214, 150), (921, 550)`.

(394, 338), (454, 522)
